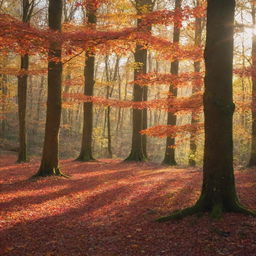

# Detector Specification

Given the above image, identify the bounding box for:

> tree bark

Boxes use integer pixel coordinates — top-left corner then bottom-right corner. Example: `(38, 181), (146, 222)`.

(77, 8), (97, 161)
(142, 86), (148, 158)
(189, 0), (204, 167)
(162, 0), (181, 165)
(125, 0), (153, 162)
(17, 54), (29, 162)
(125, 44), (148, 161)
(17, 0), (34, 162)
(158, 0), (255, 221)
(35, 0), (63, 177)
(0, 74), (7, 139)
(200, 0), (240, 213)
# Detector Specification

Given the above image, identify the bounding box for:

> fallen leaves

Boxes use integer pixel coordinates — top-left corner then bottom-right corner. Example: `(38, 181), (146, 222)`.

(0, 154), (256, 256)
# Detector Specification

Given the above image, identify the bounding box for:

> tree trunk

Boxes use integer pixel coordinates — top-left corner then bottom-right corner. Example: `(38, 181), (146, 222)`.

(17, 54), (29, 162)
(77, 8), (97, 161)
(125, 0), (153, 162)
(189, 0), (203, 167)
(248, 3), (256, 167)
(158, 0), (254, 221)
(17, 0), (34, 162)
(162, 0), (181, 165)
(35, 0), (63, 177)
(0, 74), (7, 139)
(200, 0), (240, 214)
(142, 86), (148, 158)
(104, 55), (119, 158)
(125, 44), (148, 161)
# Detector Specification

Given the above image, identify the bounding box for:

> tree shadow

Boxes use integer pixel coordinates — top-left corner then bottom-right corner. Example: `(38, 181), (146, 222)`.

(1, 173), (178, 256)
(1, 160), (255, 256)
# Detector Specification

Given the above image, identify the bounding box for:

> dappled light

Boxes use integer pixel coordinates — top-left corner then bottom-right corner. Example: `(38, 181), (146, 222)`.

(1, 0), (256, 255)
(1, 155), (256, 256)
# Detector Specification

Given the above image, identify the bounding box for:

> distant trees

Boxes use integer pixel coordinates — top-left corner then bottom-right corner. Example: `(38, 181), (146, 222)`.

(248, 1), (256, 167)
(35, 0), (63, 176)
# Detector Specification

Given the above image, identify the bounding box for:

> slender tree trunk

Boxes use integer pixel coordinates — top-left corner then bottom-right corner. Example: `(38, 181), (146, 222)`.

(116, 66), (122, 133)
(36, 75), (45, 122)
(142, 86), (148, 158)
(77, 8), (97, 161)
(189, 0), (203, 167)
(248, 3), (256, 167)
(106, 105), (112, 158)
(0, 74), (7, 138)
(62, 72), (71, 126)
(17, 54), (29, 162)
(105, 55), (119, 158)
(35, 0), (63, 177)
(77, 53), (95, 161)
(125, 44), (148, 161)
(158, 0), (254, 221)
(17, 0), (34, 162)
(125, 0), (153, 162)
(162, 0), (181, 165)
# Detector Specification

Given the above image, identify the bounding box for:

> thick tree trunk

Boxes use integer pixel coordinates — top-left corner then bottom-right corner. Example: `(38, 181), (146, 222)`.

(162, 0), (181, 165)
(191, 0), (245, 215)
(17, 54), (29, 162)
(158, 0), (255, 221)
(248, 4), (256, 167)
(77, 9), (96, 162)
(35, 0), (63, 177)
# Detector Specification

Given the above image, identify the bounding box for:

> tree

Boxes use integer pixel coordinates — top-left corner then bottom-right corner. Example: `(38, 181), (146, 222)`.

(17, 0), (35, 163)
(77, 4), (97, 162)
(162, 0), (181, 166)
(34, 0), (64, 177)
(188, 0), (204, 167)
(158, 0), (255, 220)
(0, 66), (7, 139)
(248, 1), (256, 167)
(104, 55), (120, 158)
(125, 0), (154, 162)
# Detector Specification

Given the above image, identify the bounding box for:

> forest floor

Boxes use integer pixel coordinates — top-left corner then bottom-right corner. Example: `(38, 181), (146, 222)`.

(1, 154), (256, 256)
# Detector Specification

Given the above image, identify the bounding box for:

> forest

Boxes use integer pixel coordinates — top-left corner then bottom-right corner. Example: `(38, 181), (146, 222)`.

(1, 0), (256, 255)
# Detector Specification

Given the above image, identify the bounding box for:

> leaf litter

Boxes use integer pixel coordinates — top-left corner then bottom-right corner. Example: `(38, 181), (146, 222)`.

(1, 154), (256, 256)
